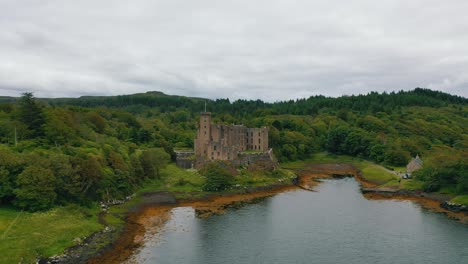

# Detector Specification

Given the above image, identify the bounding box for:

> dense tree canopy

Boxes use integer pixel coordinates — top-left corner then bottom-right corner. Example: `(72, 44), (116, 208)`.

(0, 89), (466, 210)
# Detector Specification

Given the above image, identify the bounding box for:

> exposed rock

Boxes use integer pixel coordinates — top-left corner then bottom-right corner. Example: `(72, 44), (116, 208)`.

(440, 201), (468, 212)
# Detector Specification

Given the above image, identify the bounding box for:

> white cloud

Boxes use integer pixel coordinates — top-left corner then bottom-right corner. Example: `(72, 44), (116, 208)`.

(0, 0), (467, 101)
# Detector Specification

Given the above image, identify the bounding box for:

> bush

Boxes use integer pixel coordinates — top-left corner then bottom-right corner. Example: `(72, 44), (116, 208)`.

(140, 148), (170, 178)
(14, 166), (57, 211)
(201, 162), (234, 192)
(384, 149), (411, 166)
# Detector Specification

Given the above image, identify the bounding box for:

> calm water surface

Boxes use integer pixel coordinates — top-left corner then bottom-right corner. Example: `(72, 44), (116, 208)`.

(131, 178), (468, 264)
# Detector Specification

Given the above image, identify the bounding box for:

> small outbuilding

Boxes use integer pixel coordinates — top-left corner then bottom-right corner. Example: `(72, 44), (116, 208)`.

(405, 155), (423, 178)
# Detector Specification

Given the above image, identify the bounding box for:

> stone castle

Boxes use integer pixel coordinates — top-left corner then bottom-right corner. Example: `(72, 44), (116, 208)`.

(194, 112), (269, 161)
(175, 111), (276, 169)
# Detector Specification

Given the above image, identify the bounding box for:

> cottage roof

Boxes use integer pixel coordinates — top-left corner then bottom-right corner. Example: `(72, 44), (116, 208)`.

(406, 155), (423, 173)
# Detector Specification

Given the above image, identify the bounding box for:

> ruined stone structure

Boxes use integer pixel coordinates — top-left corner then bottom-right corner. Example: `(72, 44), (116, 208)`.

(194, 112), (271, 165)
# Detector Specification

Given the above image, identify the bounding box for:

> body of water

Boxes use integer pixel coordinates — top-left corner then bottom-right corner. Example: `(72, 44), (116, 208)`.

(130, 178), (468, 264)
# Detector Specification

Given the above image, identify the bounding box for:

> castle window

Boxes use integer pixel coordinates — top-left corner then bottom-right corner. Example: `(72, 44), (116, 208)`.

(214, 145), (217, 150)
(204, 126), (206, 128)
(255, 145), (257, 150)
(258, 132), (260, 136)
(217, 152), (220, 156)
(259, 138), (261, 144)
(204, 131), (206, 135)
(212, 152), (214, 156)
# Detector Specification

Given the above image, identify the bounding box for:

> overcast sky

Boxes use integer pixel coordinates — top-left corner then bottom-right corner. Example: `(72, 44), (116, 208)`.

(0, 0), (467, 101)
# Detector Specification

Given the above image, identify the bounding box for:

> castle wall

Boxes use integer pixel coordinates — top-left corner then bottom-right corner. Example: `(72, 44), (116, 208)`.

(194, 112), (270, 164)
(246, 127), (268, 151)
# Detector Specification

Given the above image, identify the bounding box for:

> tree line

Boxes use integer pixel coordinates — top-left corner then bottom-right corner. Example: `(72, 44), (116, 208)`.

(0, 89), (466, 210)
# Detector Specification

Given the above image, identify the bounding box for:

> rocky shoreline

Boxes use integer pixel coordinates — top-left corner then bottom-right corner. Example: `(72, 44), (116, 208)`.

(39, 192), (178, 264)
(440, 201), (468, 212)
(295, 163), (468, 223)
(40, 163), (468, 264)
(39, 183), (294, 264)
(361, 188), (468, 223)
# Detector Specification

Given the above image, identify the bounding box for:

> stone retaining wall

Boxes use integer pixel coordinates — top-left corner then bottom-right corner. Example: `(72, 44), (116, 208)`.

(175, 150), (194, 169)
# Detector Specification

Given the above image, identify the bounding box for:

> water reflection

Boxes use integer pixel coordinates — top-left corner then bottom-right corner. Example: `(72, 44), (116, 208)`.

(132, 178), (468, 264)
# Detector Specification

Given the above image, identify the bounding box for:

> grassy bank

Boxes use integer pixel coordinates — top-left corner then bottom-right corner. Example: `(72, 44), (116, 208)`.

(0, 205), (102, 263)
(282, 152), (400, 186)
(3, 154), (448, 263)
(1, 154), (464, 263)
(138, 164), (294, 196)
(0, 164), (206, 264)
(282, 153), (468, 205)
(450, 195), (468, 206)
(104, 164), (294, 225)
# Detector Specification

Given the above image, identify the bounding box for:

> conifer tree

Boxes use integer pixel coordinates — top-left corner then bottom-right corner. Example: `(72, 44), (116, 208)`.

(17, 92), (45, 138)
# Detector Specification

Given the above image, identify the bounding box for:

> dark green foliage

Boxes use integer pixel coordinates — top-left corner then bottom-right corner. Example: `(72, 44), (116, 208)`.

(281, 144), (298, 160)
(0, 147), (24, 203)
(140, 148), (170, 178)
(44, 108), (79, 145)
(17, 92), (46, 138)
(0, 168), (14, 202)
(130, 153), (144, 182)
(86, 112), (106, 133)
(201, 162), (234, 192)
(384, 149), (411, 166)
(414, 153), (467, 193)
(14, 166), (57, 211)
(326, 126), (350, 154)
(0, 88), (466, 210)
(46, 88), (468, 115)
(369, 144), (387, 163)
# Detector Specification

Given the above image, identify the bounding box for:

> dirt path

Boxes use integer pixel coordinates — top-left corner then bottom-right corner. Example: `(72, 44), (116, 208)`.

(1, 210), (22, 240)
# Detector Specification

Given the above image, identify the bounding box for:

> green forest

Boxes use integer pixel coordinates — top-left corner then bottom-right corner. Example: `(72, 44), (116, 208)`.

(0, 88), (467, 211)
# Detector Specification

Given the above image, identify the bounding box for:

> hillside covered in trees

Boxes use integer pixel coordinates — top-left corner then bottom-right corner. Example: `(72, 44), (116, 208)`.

(0, 88), (466, 210)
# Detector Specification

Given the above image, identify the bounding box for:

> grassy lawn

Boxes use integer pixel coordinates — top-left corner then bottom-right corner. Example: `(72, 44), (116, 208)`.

(400, 179), (425, 190)
(358, 163), (397, 185)
(139, 164), (295, 194)
(450, 195), (468, 206)
(438, 185), (458, 195)
(140, 164), (205, 193)
(389, 166), (407, 174)
(0, 205), (102, 264)
(235, 168), (295, 188)
(380, 179), (400, 188)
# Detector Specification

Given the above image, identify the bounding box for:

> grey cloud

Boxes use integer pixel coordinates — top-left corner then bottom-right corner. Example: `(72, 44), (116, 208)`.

(0, 0), (467, 101)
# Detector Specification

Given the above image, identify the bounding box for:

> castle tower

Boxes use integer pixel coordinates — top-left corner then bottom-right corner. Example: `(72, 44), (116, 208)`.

(194, 111), (212, 158)
(199, 112), (211, 142)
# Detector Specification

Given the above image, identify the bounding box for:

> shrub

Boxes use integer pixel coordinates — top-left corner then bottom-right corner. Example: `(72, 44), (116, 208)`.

(14, 166), (57, 211)
(201, 162), (234, 192)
